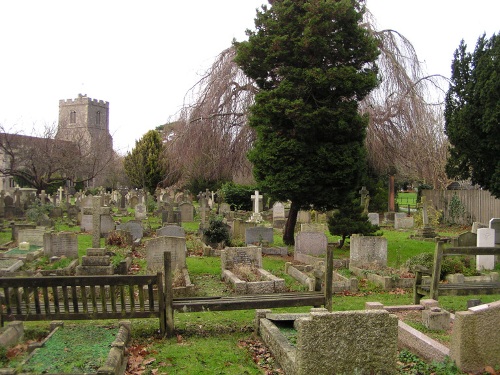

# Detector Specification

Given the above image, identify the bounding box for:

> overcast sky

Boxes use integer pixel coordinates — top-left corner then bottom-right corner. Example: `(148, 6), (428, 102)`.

(0, 1), (498, 154)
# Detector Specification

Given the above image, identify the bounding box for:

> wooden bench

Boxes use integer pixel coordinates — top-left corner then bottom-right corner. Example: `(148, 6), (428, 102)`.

(413, 241), (500, 304)
(0, 273), (167, 335)
(0, 252), (333, 337)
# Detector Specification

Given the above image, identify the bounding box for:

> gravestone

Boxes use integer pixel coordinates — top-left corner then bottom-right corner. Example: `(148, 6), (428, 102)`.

(156, 225), (185, 238)
(4, 195), (14, 219)
(476, 228), (495, 270)
(43, 232), (78, 259)
(233, 219), (256, 239)
(394, 213), (414, 229)
(451, 232), (477, 247)
(219, 203), (231, 215)
(489, 218), (500, 244)
(471, 221), (488, 233)
(100, 214), (116, 235)
(297, 210), (311, 224)
(272, 202), (285, 219)
(349, 234), (388, 268)
(11, 223), (37, 242)
(250, 190), (263, 223)
(295, 232), (328, 257)
(179, 202), (194, 222)
(368, 212), (379, 226)
(116, 220), (143, 241)
(300, 223), (327, 233)
(221, 246), (262, 270)
(67, 205), (79, 221)
(278, 309), (398, 374)
(272, 202), (286, 229)
(135, 203), (147, 220)
(245, 227), (274, 245)
(128, 195), (139, 209)
(18, 228), (46, 247)
(49, 206), (63, 219)
(146, 236), (186, 273)
(450, 300), (500, 373)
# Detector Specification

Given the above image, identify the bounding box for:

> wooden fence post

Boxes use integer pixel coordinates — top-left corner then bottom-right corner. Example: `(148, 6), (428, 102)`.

(325, 247), (333, 311)
(164, 252), (174, 337)
(430, 241), (444, 301)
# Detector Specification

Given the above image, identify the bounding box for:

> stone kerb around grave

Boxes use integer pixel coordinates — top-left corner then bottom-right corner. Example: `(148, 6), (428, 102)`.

(220, 247), (286, 294)
(258, 309), (398, 375)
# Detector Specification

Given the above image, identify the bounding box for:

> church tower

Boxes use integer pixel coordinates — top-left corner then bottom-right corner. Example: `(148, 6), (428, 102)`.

(56, 93), (113, 150)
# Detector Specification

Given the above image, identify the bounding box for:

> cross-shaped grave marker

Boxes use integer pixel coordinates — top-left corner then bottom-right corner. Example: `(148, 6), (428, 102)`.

(83, 196), (111, 248)
(199, 200), (210, 229)
(250, 190), (263, 222)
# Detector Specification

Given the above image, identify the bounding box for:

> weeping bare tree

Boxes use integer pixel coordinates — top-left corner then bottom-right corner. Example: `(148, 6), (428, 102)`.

(361, 10), (450, 188)
(164, 7), (450, 190)
(163, 48), (257, 188)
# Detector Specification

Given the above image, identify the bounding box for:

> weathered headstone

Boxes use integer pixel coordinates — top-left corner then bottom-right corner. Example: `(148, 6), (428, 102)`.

(221, 246), (262, 270)
(179, 202), (194, 222)
(146, 236), (186, 273)
(43, 232), (78, 259)
(156, 225), (185, 238)
(245, 227), (274, 245)
(451, 232), (477, 247)
(394, 213), (414, 229)
(18, 228), (46, 247)
(116, 220), (143, 241)
(67, 205), (79, 221)
(489, 218), (500, 244)
(297, 210), (311, 224)
(349, 234), (388, 268)
(450, 300), (500, 373)
(135, 203), (147, 220)
(219, 203), (231, 215)
(295, 232), (328, 256)
(128, 195), (139, 209)
(272, 202), (285, 219)
(368, 212), (379, 226)
(300, 223), (327, 233)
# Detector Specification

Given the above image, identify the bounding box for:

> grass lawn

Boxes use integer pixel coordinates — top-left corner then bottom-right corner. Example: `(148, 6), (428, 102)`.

(3, 219), (499, 374)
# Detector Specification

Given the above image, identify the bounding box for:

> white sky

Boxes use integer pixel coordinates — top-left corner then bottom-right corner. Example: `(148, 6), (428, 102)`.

(0, 0), (498, 154)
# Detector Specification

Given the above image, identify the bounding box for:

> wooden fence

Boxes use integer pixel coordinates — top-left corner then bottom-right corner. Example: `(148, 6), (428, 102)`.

(422, 189), (500, 225)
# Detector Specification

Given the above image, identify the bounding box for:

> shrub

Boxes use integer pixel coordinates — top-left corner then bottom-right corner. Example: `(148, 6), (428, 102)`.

(405, 252), (434, 272)
(203, 216), (230, 247)
(26, 199), (54, 223)
(220, 182), (257, 211)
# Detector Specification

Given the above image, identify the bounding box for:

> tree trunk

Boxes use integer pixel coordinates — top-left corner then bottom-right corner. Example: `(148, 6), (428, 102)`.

(283, 201), (299, 245)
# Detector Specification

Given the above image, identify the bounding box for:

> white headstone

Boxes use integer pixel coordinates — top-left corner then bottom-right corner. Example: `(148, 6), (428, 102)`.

(476, 228), (495, 270)
(250, 190), (263, 223)
(368, 213), (379, 226)
(489, 218), (500, 244)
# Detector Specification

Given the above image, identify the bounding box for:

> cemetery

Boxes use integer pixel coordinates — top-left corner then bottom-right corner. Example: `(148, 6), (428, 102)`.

(0, 186), (498, 374)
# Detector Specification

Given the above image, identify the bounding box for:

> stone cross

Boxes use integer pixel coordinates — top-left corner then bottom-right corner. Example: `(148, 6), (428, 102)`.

(83, 196), (111, 248)
(199, 200), (210, 229)
(251, 190), (263, 214)
(40, 190), (46, 204)
(359, 186), (369, 211)
(58, 186), (64, 206)
(250, 190), (263, 222)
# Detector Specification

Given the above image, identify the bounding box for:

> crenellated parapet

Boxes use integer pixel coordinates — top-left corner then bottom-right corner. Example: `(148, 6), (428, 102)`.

(59, 93), (109, 108)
